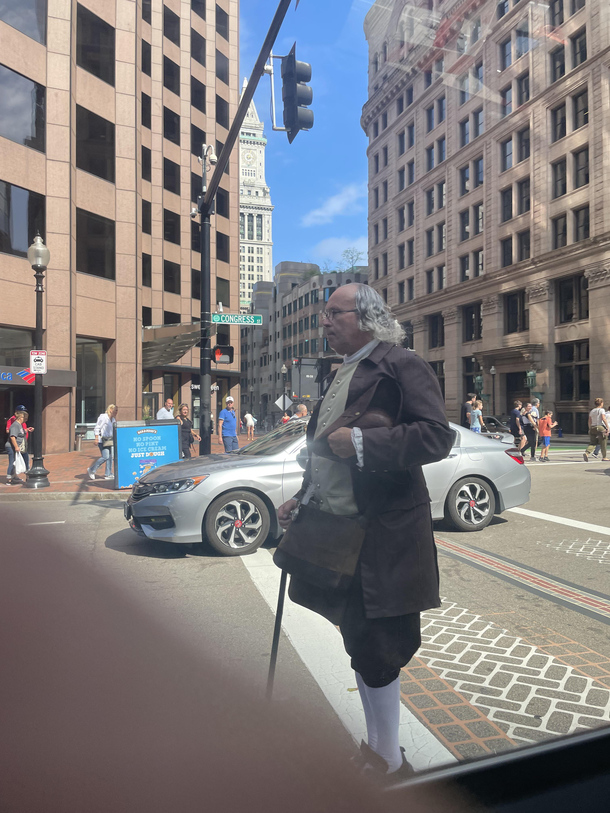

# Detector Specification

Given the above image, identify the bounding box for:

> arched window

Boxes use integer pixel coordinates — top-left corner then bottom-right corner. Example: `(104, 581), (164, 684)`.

(247, 214), (254, 240)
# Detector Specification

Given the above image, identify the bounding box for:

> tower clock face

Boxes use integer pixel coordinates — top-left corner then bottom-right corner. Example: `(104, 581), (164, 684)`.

(243, 150), (256, 166)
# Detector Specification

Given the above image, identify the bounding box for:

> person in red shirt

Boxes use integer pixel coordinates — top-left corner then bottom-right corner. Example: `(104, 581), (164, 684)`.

(6, 405), (34, 471)
(538, 410), (558, 462)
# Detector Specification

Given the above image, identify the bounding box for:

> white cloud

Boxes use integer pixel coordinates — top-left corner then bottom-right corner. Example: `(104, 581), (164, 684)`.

(301, 183), (367, 227)
(310, 235), (369, 265)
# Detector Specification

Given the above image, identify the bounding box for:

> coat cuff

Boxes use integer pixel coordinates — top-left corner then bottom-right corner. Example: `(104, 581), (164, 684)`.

(351, 427), (364, 469)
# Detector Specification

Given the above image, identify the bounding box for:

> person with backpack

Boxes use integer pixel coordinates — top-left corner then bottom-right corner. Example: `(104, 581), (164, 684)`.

(584, 399), (610, 462)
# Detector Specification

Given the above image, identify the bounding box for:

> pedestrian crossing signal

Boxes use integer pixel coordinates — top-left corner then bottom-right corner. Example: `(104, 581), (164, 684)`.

(213, 345), (234, 364)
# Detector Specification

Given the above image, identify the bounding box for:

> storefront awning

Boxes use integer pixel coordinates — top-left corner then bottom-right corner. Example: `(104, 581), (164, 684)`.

(142, 323), (202, 368)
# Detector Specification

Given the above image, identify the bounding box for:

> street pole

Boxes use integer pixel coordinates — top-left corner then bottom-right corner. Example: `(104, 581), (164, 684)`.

(26, 235), (50, 489)
(197, 0), (297, 455)
(490, 366), (497, 416)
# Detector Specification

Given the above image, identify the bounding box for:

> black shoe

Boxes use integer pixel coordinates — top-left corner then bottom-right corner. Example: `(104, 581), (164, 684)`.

(352, 741), (415, 785)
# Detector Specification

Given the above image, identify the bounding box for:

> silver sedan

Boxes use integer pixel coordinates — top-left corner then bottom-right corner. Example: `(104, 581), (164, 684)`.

(124, 420), (530, 556)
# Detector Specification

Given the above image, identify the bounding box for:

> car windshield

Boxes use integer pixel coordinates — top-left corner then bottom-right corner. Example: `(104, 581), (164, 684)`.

(238, 420), (307, 456)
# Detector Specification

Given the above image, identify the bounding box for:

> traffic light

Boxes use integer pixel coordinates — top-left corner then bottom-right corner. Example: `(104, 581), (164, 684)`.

(212, 345), (234, 364)
(281, 43), (313, 144)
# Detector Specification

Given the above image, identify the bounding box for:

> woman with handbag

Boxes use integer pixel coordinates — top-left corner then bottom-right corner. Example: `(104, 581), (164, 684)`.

(176, 403), (200, 458)
(5, 410), (28, 485)
(87, 404), (118, 480)
(584, 398), (610, 462)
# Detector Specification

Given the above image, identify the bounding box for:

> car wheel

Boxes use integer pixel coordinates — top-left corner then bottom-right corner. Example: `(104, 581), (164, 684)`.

(445, 477), (496, 532)
(204, 490), (270, 556)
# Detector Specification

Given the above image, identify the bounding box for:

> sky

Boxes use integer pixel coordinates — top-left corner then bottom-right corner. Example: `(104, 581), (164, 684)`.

(239, 0), (373, 272)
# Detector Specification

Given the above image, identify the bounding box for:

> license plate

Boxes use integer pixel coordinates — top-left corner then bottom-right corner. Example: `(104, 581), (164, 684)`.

(124, 503), (131, 521)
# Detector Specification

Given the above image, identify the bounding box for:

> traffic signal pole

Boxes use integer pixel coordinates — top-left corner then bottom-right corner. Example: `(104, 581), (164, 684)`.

(198, 0), (299, 455)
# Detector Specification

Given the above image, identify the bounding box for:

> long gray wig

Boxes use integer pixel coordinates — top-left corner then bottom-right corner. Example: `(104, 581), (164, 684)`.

(354, 284), (405, 345)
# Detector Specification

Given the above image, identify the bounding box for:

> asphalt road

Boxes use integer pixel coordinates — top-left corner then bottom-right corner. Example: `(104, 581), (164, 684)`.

(4, 448), (610, 765)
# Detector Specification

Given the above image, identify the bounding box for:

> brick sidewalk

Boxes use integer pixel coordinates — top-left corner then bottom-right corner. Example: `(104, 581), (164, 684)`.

(0, 435), (241, 496)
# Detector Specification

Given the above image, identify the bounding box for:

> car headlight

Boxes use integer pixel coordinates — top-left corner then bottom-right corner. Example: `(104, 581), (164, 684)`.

(149, 475), (209, 494)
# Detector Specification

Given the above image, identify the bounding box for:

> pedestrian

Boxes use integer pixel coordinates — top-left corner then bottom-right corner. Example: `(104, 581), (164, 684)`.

(5, 409), (28, 485)
(218, 396), (239, 452)
(537, 411), (558, 461)
(6, 404), (34, 472)
(176, 404), (201, 458)
(530, 397), (541, 450)
(156, 398), (175, 420)
(281, 412), (290, 425)
(509, 400), (523, 446)
(289, 404), (309, 421)
(277, 283), (453, 783)
(243, 410), (255, 441)
(87, 404), (118, 480)
(583, 398), (610, 462)
(520, 403), (538, 461)
(460, 393), (476, 429)
(469, 400), (485, 434)
(592, 404), (610, 458)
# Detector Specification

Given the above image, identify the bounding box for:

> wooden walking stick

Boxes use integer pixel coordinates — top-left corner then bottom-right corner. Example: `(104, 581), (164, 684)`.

(266, 569), (288, 700)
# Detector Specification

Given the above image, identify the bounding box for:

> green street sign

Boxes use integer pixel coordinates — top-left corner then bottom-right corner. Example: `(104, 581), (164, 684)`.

(211, 313), (263, 325)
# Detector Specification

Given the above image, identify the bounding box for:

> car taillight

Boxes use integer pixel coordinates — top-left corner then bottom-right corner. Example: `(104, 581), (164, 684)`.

(505, 448), (525, 465)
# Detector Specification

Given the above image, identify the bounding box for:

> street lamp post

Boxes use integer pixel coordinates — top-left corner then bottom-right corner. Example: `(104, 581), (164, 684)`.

(249, 385), (254, 415)
(26, 234), (50, 489)
(280, 364), (288, 400)
(490, 365), (497, 416)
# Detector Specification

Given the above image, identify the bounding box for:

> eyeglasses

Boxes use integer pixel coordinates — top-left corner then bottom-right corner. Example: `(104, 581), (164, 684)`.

(321, 308), (358, 321)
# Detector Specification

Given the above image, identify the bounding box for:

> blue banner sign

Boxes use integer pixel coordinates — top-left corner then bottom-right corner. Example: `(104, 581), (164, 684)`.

(115, 422), (180, 489)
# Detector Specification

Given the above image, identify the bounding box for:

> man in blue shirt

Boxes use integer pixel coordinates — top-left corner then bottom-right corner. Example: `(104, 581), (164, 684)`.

(509, 400), (523, 444)
(218, 396), (239, 452)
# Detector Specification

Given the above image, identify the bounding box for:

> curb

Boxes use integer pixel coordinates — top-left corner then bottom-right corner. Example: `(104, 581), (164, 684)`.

(0, 491), (126, 503)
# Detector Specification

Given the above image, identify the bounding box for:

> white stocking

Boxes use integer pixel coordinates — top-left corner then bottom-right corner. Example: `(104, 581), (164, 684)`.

(356, 671), (378, 751)
(361, 676), (402, 773)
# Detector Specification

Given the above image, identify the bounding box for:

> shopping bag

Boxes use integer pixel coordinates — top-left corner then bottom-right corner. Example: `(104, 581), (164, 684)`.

(14, 452), (26, 475)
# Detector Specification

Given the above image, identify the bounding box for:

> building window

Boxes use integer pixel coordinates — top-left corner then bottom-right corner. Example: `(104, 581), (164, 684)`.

(460, 209), (470, 240)
(550, 0), (564, 26)
(397, 95), (404, 115)
(163, 5), (180, 43)
(473, 61), (483, 92)
(473, 107), (484, 138)
(505, 290), (529, 334)
(463, 303), (482, 342)
(517, 72), (530, 105)
(163, 209), (180, 244)
(460, 165), (470, 196)
(573, 146), (589, 188)
(76, 338), (106, 424)
(163, 259), (181, 294)
(573, 88), (588, 129)
(473, 248), (484, 276)
(460, 119), (470, 147)
(373, 188), (379, 209)
(382, 288), (388, 303)
(501, 188), (513, 222)
(216, 4), (229, 40)
(470, 158), (482, 190)
(407, 239), (414, 265)
(163, 106), (180, 145)
(498, 0), (509, 18)
(556, 341), (590, 417)
(426, 189), (434, 216)
(75, 106), (115, 184)
(375, 223), (380, 246)
(192, 76), (206, 112)
(473, 202), (484, 234)
(192, 0), (205, 20)
(77, 4), (115, 86)
(558, 274), (588, 323)
(501, 85), (512, 117)
(397, 206), (406, 231)
(407, 122), (415, 147)
(426, 229), (434, 257)
(398, 243), (405, 269)
(407, 161), (415, 185)
(216, 49), (229, 84)
(500, 138), (513, 171)
(551, 103), (567, 141)
(517, 177), (530, 213)
(397, 132), (405, 156)
(516, 21), (530, 58)
(574, 205), (590, 241)
(571, 29), (587, 66)
(517, 127), (530, 161)
(437, 136), (446, 163)
(518, 229), (531, 261)
(373, 258), (379, 280)
(407, 278), (414, 300)
(460, 255), (470, 282)
(426, 146), (435, 172)
(0, 65), (45, 155)
(459, 74), (469, 105)
(381, 111), (388, 130)
(142, 253), (152, 287)
(437, 264), (446, 290)
(437, 222), (446, 252)
(437, 96), (446, 122)
(0, 180), (45, 259)
(216, 95), (229, 129)
(551, 46), (566, 82)
(437, 181), (446, 208)
(217, 231), (230, 264)
(426, 106), (434, 132)
(398, 281), (405, 303)
(142, 0), (151, 23)
(572, 0), (586, 12)
(382, 180), (388, 202)
(163, 56), (180, 94)
(163, 158), (180, 195)
(76, 208), (115, 279)
(398, 168), (406, 191)
(407, 200), (414, 225)
(142, 199), (151, 234)
(382, 252), (388, 275)
(141, 39), (152, 78)
(500, 236), (513, 267)
(500, 38), (512, 70)
(429, 314), (444, 348)
(552, 213), (567, 248)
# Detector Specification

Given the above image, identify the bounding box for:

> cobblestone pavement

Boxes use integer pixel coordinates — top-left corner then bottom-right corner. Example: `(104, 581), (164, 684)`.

(536, 537), (610, 565)
(399, 599), (610, 753)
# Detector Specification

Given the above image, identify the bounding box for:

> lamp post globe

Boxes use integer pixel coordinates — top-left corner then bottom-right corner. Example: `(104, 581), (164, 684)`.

(26, 233), (50, 488)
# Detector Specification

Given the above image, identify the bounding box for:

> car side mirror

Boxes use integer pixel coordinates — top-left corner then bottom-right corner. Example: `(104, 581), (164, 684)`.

(296, 446), (309, 470)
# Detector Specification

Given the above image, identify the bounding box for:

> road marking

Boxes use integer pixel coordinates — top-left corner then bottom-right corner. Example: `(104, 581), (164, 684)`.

(26, 520), (66, 526)
(436, 538), (610, 624)
(241, 548), (455, 771)
(508, 507), (610, 537)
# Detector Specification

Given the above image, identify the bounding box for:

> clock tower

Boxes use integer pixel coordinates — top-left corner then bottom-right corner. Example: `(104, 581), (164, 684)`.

(239, 79), (274, 312)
